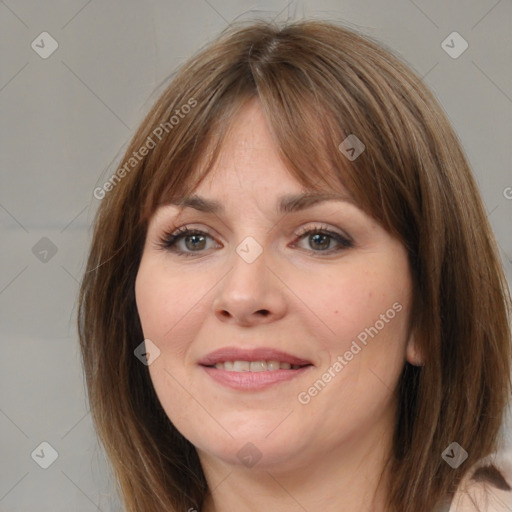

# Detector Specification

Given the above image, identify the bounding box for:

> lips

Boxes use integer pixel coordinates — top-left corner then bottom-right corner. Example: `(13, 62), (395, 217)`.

(198, 347), (313, 368)
(198, 347), (313, 390)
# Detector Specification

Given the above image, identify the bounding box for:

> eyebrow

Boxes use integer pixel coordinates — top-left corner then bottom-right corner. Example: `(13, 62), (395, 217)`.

(163, 192), (358, 215)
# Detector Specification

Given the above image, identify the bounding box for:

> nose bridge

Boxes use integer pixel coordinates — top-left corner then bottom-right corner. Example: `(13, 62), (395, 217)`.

(224, 236), (269, 301)
(212, 233), (287, 324)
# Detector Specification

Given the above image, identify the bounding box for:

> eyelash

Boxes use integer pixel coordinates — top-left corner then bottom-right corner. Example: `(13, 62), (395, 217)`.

(157, 224), (353, 257)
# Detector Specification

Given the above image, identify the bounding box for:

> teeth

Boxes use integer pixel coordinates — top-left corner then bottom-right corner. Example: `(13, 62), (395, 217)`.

(233, 360), (250, 372)
(267, 360), (280, 371)
(212, 360), (304, 371)
(250, 361), (267, 372)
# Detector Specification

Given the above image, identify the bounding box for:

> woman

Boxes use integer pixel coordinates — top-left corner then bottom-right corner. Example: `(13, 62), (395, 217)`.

(78, 19), (512, 512)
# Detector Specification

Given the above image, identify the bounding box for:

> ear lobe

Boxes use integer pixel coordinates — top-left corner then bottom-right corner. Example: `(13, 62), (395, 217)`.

(406, 336), (425, 367)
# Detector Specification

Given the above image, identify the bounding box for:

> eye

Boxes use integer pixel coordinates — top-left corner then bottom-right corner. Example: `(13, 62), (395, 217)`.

(157, 226), (219, 257)
(157, 223), (354, 257)
(292, 224), (353, 254)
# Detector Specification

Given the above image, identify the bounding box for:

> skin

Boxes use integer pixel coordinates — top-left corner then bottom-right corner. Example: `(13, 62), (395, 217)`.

(135, 98), (422, 512)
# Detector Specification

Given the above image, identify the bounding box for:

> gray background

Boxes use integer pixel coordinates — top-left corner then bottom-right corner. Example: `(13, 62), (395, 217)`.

(1, 1), (511, 510)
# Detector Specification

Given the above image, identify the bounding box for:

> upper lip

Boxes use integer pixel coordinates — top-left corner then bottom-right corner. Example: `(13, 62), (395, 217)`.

(198, 347), (313, 367)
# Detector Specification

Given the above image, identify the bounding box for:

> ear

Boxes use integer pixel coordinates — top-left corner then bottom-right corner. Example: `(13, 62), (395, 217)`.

(406, 333), (425, 367)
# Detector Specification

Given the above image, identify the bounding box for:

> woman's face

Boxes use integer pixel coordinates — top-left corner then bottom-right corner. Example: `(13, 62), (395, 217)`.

(135, 98), (418, 472)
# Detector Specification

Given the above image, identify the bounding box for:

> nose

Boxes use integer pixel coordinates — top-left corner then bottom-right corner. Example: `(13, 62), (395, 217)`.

(212, 244), (288, 327)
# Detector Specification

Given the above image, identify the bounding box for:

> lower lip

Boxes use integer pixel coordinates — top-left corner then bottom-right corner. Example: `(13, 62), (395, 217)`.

(201, 365), (312, 390)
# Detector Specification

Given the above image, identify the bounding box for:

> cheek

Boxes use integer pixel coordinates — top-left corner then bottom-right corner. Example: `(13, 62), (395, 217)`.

(135, 260), (205, 421)
(294, 264), (411, 428)
(326, 264), (411, 388)
(135, 262), (171, 340)
(135, 259), (191, 353)
(135, 258), (206, 343)
(135, 256), (225, 397)
(292, 264), (409, 345)
(287, 255), (412, 399)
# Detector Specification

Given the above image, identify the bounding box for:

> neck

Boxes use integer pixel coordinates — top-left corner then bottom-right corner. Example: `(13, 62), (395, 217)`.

(199, 418), (394, 512)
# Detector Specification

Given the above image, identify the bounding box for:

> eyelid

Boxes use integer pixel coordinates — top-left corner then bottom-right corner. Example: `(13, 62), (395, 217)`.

(293, 222), (353, 243)
(156, 221), (354, 256)
(155, 224), (218, 251)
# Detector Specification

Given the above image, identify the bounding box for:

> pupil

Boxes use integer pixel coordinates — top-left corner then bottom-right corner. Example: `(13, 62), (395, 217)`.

(311, 233), (329, 250)
(186, 235), (205, 251)
(183, 233), (331, 252)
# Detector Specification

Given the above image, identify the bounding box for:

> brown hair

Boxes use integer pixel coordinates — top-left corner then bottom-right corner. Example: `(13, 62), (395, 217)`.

(78, 19), (512, 512)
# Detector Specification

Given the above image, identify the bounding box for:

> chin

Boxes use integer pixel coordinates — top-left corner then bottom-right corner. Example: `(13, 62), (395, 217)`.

(188, 418), (308, 470)
(197, 437), (304, 471)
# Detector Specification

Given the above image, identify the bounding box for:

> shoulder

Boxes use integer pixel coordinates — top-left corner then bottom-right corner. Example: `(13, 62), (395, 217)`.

(449, 451), (512, 512)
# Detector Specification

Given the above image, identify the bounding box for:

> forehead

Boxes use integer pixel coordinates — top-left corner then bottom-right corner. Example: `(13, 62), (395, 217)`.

(199, 100), (286, 181)
(187, 99), (348, 196)
(160, 190), (360, 216)
(151, 96), (361, 223)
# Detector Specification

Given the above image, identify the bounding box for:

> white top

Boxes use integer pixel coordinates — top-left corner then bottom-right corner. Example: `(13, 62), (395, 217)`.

(447, 450), (512, 512)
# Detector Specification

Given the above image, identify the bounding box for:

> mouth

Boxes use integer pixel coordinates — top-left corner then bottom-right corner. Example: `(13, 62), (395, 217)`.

(198, 347), (313, 390)
(198, 347), (313, 368)
(205, 360), (309, 371)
